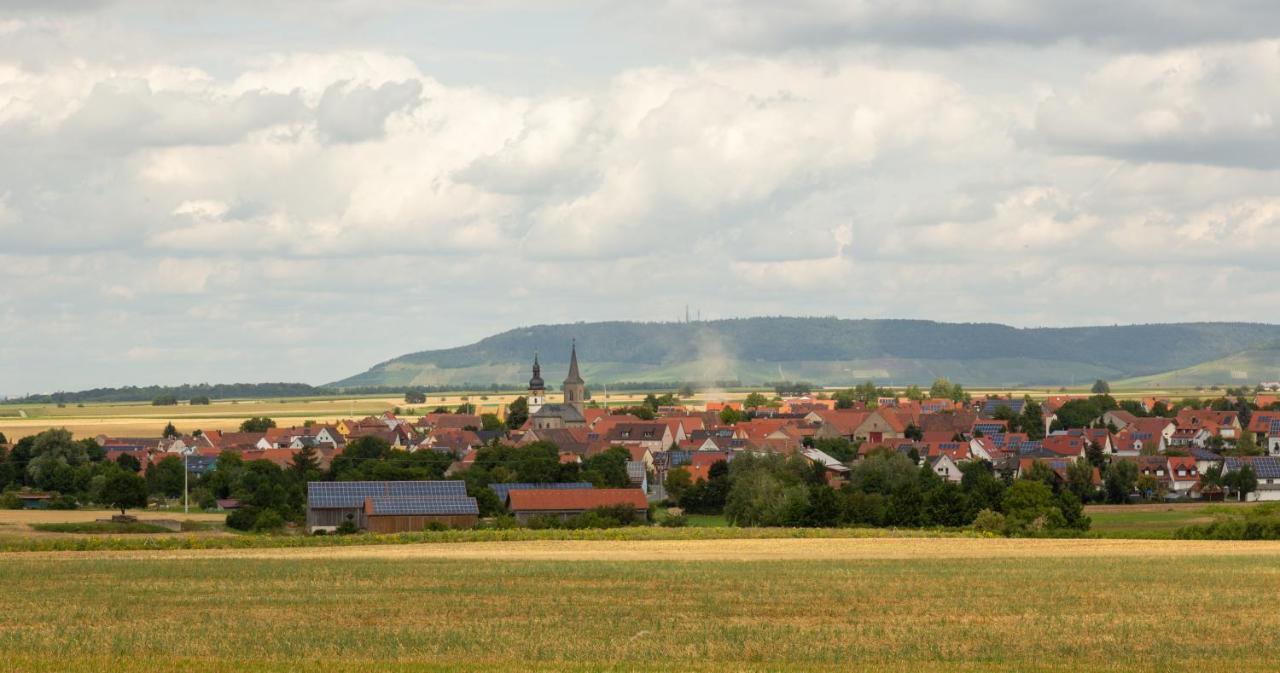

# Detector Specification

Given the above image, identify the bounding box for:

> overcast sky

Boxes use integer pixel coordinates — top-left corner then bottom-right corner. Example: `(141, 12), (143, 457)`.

(2, 1), (1279, 394)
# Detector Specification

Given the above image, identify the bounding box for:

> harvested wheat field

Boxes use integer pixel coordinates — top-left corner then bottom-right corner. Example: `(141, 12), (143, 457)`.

(3, 537), (1280, 672)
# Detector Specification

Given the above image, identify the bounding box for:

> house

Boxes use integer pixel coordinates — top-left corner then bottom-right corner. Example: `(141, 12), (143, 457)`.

(506, 488), (649, 524)
(1223, 457), (1280, 501)
(626, 461), (649, 492)
(305, 481), (472, 533)
(852, 408), (911, 444)
(980, 398), (1025, 419)
(1176, 409), (1241, 441)
(1101, 410), (1140, 431)
(1246, 412), (1280, 455)
(806, 410), (870, 440)
(929, 454), (963, 483)
(801, 448), (850, 487)
(604, 422), (673, 453)
(1166, 456), (1200, 497)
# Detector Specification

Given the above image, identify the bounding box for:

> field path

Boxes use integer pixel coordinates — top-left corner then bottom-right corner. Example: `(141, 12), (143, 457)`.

(12, 535), (1280, 562)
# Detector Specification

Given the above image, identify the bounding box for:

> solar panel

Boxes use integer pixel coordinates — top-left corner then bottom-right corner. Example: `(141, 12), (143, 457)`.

(1226, 457), (1280, 479)
(488, 482), (594, 502)
(366, 496), (479, 516)
(308, 481), (467, 508)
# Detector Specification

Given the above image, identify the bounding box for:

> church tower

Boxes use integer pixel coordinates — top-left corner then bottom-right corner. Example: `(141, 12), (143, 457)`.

(527, 353), (545, 413)
(562, 341), (585, 415)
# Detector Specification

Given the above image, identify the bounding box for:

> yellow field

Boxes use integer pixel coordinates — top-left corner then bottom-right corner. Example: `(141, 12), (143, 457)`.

(2, 535), (1279, 672)
(0, 392), (661, 440)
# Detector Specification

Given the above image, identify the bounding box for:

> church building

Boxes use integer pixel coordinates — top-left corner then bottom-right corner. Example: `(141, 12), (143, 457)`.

(528, 342), (587, 430)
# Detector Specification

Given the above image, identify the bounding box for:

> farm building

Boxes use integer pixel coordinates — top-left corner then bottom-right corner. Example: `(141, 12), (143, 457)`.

(488, 482), (594, 503)
(306, 481), (477, 532)
(506, 488), (649, 524)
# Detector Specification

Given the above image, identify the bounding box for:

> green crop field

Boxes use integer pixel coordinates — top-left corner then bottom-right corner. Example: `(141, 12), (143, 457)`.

(3, 537), (1280, 672)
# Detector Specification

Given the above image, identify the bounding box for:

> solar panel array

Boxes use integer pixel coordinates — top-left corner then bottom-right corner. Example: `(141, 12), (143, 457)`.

(1017, 441), (1043, 455)
(308, 481), (466, 508)
(488, 482), (594, 502)
(1226, 457), (1280, 479)
(1270, 419), (1280, 434)
(974, 423), (1004, 435)
(366, 496), (479, 516)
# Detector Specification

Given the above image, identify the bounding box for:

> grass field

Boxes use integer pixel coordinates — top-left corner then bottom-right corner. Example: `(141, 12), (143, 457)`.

(3, 537), (1280, 672)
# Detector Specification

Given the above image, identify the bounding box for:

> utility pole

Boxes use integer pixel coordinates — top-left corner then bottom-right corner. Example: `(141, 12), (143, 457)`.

(183, 447), (190, 514)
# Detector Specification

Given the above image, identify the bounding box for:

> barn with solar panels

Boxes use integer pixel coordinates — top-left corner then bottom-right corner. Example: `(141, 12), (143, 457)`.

(306, 481), (479, 532)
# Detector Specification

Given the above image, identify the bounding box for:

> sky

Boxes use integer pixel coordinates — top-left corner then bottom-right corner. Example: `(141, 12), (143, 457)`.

(2, 1), (1279, 395)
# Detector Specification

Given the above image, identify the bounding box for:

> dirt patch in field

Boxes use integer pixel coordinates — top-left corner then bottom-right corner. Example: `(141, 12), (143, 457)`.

(15, 536), (1280, 563)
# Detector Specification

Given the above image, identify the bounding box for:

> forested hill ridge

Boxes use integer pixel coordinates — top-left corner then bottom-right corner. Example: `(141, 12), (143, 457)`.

(331, 318), (1280, 389)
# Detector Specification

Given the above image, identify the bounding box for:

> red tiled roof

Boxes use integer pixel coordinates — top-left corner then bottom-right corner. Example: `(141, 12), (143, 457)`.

(507, 488), (648, 512)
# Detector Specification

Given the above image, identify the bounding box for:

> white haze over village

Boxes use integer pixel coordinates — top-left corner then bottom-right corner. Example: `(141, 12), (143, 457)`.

(2, 1), (1280, 394)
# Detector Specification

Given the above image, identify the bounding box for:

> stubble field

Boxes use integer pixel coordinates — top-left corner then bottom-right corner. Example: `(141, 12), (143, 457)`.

(2, 537), (1278, 672)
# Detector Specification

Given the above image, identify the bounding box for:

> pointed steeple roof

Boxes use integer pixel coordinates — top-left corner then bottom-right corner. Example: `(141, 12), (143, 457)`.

(564, 340), (584, 385)
(529, 352), (544, 390)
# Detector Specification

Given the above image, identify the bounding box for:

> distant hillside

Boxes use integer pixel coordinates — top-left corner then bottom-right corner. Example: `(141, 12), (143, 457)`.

(330, 318), (1280, 389)
(1113, 345), (1280, 388)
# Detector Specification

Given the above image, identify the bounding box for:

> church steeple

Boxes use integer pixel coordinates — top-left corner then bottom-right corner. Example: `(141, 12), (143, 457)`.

(562, 340), (585, 414)
(528, 352), (545, 413)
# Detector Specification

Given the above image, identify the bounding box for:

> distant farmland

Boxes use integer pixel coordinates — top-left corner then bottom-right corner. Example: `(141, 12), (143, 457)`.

(5, 538), (1280, 672)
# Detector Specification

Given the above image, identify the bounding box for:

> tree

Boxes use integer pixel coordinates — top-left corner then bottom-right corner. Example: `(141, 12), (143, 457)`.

(189, 396), (211, 405)
(456, 403), (476, 415)
(1225, 465), (1258, 502)
(115, 453), (142, 473)
(903, 385), (925, 402)
(506, 397), (529, 429)
(678, 383), (696, 398)
(929, 378), (955, 400)
(101, 470), (148, 516)
(1233, 431), (1263, 456)
(481, 414), (505, 432)
(719, 407), (742, 425)
(239, 417), (276, 432)
(146, 455), (186, 498)
(1054, 399), (1102, 429)
(1103, 460), (1138, 504)
(405, 391), (427, 404)
(904, 423), (923, 441)
(743, 392), (770, 409)
(0, 432), (6, 444)
(664, 467), (693, 502)
(290, 444), (321, 480)
(1019, 400), (1046, 440)
(152, 394), (178, 406)
(1091, 379), (1111, 394)
(581, 446), (632, 488)
(1001, 479), (1064, 531)
(1085, 440), (1106, 469)
(26, 428), (91, 491)
(1065, 457), (1096, 502)
(162, 422), (178, 439)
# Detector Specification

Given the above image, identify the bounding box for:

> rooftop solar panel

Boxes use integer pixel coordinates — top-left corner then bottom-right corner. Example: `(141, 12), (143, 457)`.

(308, 481), (467, 508)
(366, 496), (479, 516)
(488, 482), (594, 502)
(1225, 457), (1280, 479)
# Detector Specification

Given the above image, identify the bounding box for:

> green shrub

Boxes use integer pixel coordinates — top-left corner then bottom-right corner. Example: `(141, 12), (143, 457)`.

(225, 507), (259, 531)
(252, 510), (285, 533)
(1, 492), (23, 510)
(971, 509), (1006, 535)
(335, 520), (359, 535)
(660, 513), (689, 528)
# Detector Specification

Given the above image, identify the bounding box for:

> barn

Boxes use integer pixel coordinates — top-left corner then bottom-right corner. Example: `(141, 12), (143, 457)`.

(306, 481), (477, 532)
(506, 488), (649, 524)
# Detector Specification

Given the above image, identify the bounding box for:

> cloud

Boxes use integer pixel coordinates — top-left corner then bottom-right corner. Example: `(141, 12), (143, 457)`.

(316, 79), (424, 142)
(1036, 40), (1280, 169)
(4, 3), (1280, 393)
(644, 0), (1280, 51)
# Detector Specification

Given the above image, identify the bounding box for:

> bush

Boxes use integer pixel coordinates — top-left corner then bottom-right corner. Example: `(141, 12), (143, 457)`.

(971, 509), (1006, 535)
(0, 492), (21, 510)
(424, 521), (449, 532)
(661, 513), (689, 528)
(335, 520), (359, 535)
(225, 507), (258, 531)
(252, 509), (285, 533)
(48, 495), (79, 510)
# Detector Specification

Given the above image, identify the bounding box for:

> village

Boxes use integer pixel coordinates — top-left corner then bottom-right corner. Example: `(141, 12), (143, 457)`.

(4, 344), (1278, 536)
